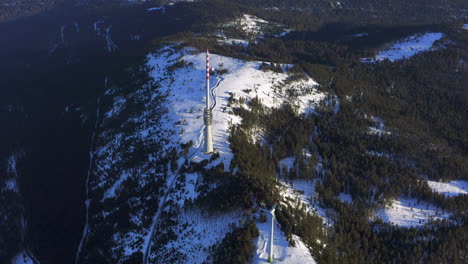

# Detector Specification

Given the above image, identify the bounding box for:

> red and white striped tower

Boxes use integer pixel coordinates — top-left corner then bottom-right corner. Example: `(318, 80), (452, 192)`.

(204, 49), (214, 153)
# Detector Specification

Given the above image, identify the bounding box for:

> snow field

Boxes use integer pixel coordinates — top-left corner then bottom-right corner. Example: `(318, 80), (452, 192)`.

(427, 180), (468, 197)
(374, 197), (451, 227)
(362, 32), (444, 63)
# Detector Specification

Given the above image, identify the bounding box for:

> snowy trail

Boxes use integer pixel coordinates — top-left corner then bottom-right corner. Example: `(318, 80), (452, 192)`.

(210, 77), (222, 110)
(143, 172), (179, 264)
(74, 94), (101, 264)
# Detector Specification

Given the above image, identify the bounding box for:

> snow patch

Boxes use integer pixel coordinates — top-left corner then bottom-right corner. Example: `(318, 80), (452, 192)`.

(237, 14), (269, 35)
(3, 179), (17, 192)
(463, 24), (468, 30)
(147, 6), (164, 11)
(218, 14), (290, 44)
(10, 251), (34, 264)
(279, 157), (295, 173)
(362, 32), (444, 63)
(366, 150), (392, 159)
(161, 209), (243, 263)
(353, 33), (368, 38)
(338, 193), (352, 204)
(218, 37), (249, 47)
(427, 180), (468, 197)
(374, 197), (451, 227)
(367, 116), (391, 137)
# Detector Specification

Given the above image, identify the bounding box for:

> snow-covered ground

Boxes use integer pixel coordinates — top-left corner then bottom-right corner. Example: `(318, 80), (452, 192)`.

(4, 154), (19, 192)
(374, 197), (451, 227)
(218, 36), (249, 47)
(366, 150), (392, 159)
(338, 193), (352, 204)
(10, 251), (34, 264)
(362, 32), (444, 63)
(232, 14), (270, 35)
(147, 3), (174, 12)
(88, 45), (328, 263)
(253, 213), (316, 264)
(353, 33), (368, 38)
(147, 47), (326, 169)
(427, 180), (468, 197)
(367, 116), (391, 137)
(163, 209), (243, 263)
(279, 179), (332, 227)
(217, 14), (290, 46)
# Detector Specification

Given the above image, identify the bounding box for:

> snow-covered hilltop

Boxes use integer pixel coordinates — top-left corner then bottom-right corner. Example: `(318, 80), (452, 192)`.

(80, 44), (329, 263)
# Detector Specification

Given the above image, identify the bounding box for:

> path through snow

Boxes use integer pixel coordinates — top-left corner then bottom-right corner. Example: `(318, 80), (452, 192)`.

(75, 93), (101, 264)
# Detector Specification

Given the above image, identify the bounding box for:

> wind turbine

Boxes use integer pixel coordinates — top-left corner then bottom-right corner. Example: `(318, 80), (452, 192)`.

(258, 203), (278, 263)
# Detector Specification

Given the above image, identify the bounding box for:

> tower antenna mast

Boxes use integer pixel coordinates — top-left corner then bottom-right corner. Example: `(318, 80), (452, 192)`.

(204, 49), (214, 153)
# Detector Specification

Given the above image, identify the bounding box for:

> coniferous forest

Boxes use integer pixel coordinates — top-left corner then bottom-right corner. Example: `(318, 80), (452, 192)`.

(0, 0), (467, 263)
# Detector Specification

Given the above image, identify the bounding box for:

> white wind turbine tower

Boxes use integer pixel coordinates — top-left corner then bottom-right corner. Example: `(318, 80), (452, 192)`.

(259, 203), (278, 263)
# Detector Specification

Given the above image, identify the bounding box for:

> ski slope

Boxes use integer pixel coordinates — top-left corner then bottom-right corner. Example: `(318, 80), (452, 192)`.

(362, 32), (444, 63)
(253, 213), (316, 264)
